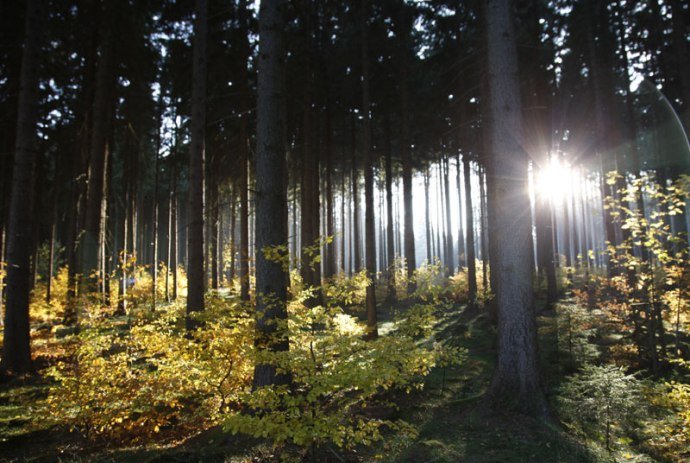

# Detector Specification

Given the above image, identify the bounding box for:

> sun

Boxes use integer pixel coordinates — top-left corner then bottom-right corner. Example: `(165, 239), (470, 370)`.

(535, 156), (575, 202)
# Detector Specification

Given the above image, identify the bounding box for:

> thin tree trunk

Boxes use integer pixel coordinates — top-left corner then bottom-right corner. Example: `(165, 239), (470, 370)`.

(456, 153), (466, 269)
(46, 205), (56, 304)
(443, 154), (454, 275)
(424, 167), (431, 262)
(351, 113), (361, 273)
(385, 115), (396, 302)
(464, 155), (477, 305)
(81, 0), (115, 297)
(152, 104), (161, 307)
(398, 5), (416, 292)
(361, 0), (377, 339)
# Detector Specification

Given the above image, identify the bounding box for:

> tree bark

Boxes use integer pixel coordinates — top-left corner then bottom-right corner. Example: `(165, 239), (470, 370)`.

(186, 0), (207, 330)
(384, 115), (396, 302)
(81, 0), (115, 297)
(463, 154), (477, 305)
(484, 0), (547, 418)
(253, 0), (289, 388)
(2, 0), (42, 375)
(360, 0), (377, 339)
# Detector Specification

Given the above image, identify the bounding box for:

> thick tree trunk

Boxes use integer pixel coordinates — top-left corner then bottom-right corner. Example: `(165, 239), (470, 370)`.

(253, 0), (289, 389)
(484, 0), (547, 418)
(186, 0), (207, 330)
(2, 0), (42, 375)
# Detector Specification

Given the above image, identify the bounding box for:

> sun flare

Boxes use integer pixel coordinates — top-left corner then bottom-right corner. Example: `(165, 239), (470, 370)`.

(535, 157), (576, 202)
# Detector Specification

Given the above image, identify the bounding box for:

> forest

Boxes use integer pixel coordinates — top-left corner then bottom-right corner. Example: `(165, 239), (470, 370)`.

(0, 0), (689, 461)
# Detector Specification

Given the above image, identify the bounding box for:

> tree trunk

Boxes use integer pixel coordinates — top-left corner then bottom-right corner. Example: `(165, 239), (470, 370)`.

(443, 155), (454, 275)
(384, 115), (396, 302)
(351, 113), (361, 273)
(152, 105), (161, 307)
(424, 167), (432, 262)
(484, 0), (547, 418)
(323, 94), (335, 279)
(360, 0), (377, 339)
(479, 165), (489, 293)
(299, 48), (321, 297)
(456, 153), (466, 270)
(81, 0), (115, 297)
(171, 165), (178, 301)
(463, 154), (477, 305)
(46, 205), (56, 304)
(253, 0), (289, 389)
(2, 0), (42, 375)
(186, 0), (207, 330)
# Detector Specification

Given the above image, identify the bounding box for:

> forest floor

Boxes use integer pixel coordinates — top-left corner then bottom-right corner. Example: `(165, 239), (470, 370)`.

(0, 297), (662, 463)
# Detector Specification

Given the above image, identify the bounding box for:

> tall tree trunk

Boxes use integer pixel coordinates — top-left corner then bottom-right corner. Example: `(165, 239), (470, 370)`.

(210, 169), (219, 290)
(479, 165), (489, 293)
(397, 3), (416, 292)
(238, 0), (252, 301)
(324, 100), (335, 280)
(384, 115), (396, 302)
(152, 105), (161, 307)
(171, 164), (178, 300)
(361, 0), (377, 339)
(424, 167), (432, 262)
(351, 113), (361, 272)
(340, 156), (347, 273)
(66, 0), (98, 324)
(484, 0), (547, 417)
(442, 154), (454, 275)
(229, 183), (236, 283)
(299, 42), (321, 297)
(2, 0), (42, 375)
(456, 153), (466, 269)
(463, 154), (477, 305)
(81, 0), (115, 297)
(186, 0), (207, 330)
(46, 204), (56, 304)
(253, 0), (289, 388)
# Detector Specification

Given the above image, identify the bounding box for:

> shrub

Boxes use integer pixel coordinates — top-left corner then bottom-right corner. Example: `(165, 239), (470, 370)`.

(40, 298), (253, 443)
(224, 296), (465, 452)
(557, 364), (642, 451)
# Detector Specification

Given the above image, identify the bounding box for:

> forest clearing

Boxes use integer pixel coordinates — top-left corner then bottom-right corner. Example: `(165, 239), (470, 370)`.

(1, 0), (690, 462)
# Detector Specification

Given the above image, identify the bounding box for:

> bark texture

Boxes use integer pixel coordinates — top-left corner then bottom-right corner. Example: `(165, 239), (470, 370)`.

(186, 0), (207, 330)
(253, 0), (289, 388)
(2, 0), (42, 374)
(484, 0), (548, 418)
